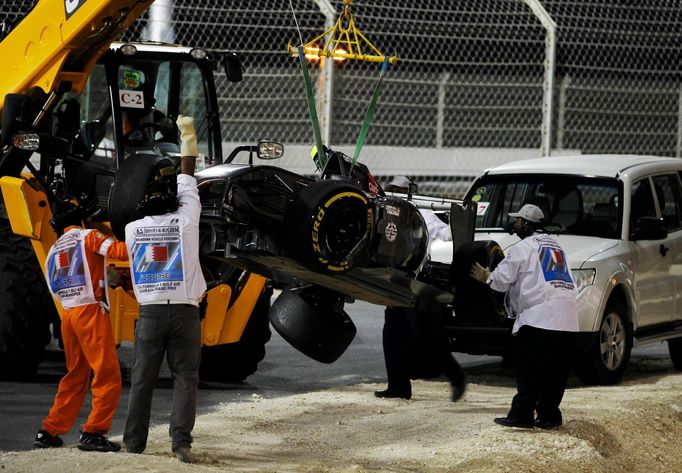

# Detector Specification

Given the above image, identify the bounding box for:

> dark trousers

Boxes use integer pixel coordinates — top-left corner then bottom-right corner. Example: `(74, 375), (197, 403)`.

(507, 325), (575, 423)
(382, 305), (463, 393)
(123, 303), (201, 452)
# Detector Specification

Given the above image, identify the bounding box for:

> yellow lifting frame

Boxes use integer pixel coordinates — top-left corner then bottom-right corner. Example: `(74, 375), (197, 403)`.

(289, 0), (397, 65)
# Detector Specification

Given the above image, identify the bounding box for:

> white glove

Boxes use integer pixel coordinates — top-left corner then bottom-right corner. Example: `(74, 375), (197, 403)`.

(176, 114), (199, 157)
(469, 261), (491, 284)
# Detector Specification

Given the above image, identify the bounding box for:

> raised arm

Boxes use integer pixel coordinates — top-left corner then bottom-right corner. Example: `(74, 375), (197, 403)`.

(176, 115), (199, 176)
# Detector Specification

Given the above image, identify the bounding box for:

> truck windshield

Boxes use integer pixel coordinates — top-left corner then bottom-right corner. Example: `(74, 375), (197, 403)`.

(467, 174), (621, 239)
(72, 56), (212, 165)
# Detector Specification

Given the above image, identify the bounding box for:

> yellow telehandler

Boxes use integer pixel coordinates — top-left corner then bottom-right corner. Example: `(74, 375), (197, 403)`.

(0, 0), (272, 382)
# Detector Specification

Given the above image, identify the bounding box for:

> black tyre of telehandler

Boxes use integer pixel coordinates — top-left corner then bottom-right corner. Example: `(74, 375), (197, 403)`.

(199, 286), (273, 383)
(109, 155), (175, 241)
(0, 221), (56, 379)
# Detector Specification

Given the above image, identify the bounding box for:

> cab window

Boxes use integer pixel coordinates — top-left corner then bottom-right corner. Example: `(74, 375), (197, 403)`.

(630, 178), (657, 237)
(651, 174), (682, 231)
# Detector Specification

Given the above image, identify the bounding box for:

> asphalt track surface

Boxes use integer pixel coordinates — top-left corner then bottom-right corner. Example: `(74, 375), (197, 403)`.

(0, 300), (669, 452)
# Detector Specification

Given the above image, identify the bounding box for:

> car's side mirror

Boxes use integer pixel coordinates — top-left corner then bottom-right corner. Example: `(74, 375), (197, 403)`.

(223, 52), (243, 83)
(257, 141), (284, 160)
(632, 216), (667, 240)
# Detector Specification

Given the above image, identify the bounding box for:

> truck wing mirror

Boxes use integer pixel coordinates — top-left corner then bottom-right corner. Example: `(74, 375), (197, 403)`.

(632, 216), (667, 241)
(223, 52), (243, 83)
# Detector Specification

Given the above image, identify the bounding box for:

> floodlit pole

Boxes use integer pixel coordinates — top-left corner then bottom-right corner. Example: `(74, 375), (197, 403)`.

(522, 0), (556, 157)
(143, 0), (175, 43)
(313, 0), (337, 146)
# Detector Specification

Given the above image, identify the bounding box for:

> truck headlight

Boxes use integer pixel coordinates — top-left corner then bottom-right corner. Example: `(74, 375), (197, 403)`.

(572, 268), (596, 293)
(12, 133), (40, 151)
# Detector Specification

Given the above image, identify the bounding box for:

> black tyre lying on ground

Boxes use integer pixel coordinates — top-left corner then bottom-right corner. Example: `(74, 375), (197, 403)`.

(0, 220), (57, 379)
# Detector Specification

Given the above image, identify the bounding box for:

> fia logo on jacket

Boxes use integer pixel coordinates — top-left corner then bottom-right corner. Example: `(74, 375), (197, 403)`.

(539, 246), (573, 284)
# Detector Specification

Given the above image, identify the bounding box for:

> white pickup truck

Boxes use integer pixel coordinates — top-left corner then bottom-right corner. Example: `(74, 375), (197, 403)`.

(433, 154), (682, 385)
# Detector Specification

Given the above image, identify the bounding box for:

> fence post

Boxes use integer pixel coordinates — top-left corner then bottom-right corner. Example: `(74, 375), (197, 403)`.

(677, 85), (682, 158)
(556, 76), (571, 151)
(522, 0), (556, 157)
(313, 1), (337, 146)
(436, 72), (450, 149)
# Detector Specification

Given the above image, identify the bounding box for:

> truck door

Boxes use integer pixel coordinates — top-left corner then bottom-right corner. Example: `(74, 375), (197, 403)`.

(630, 177), (673, 327)
(650, 173), (682, 321)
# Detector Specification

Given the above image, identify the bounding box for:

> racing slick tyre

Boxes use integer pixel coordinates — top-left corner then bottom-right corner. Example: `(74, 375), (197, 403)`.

(269, 287), (356, 363)
(0, 220), (56, 379)
(450, 240), (506, 324)
(199, 286), (272, 383)
(285, 180), (373, 274)
(574, 298), (632, 385)
(667, 337), (682, 371)
(108, 155), (175, 241)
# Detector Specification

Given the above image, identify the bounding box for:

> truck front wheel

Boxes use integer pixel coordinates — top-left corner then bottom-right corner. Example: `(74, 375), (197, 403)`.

(0, 221), (56, 379)
(574, 299), (632, 385)
(667, 337), (682, 370)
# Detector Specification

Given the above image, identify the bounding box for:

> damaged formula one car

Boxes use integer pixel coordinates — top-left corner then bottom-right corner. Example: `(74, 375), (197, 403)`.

(192, 145), (500, 364)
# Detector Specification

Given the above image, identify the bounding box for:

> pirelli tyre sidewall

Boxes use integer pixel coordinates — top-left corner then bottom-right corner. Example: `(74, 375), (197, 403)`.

(286, 180), (374, 274)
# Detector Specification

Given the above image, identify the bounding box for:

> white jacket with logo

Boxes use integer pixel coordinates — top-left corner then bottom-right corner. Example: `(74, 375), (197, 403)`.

(488, 232), (579, 334)
(125, 174), (207, 305)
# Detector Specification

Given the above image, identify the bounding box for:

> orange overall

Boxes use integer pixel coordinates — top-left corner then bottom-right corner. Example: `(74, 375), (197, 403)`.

(42, 227), (128, 436)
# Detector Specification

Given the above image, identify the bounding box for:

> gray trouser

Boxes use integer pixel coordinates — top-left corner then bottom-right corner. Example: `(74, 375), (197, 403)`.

(123, 303), (201, 452)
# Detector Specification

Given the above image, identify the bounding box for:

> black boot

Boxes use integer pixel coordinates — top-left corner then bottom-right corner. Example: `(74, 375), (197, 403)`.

(449, 371), (466, 402)
(374, 386), (411, 400)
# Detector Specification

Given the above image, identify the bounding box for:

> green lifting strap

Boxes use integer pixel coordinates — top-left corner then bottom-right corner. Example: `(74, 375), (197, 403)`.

(297, 46), (326, 170)
(350, 55), (390, 175)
